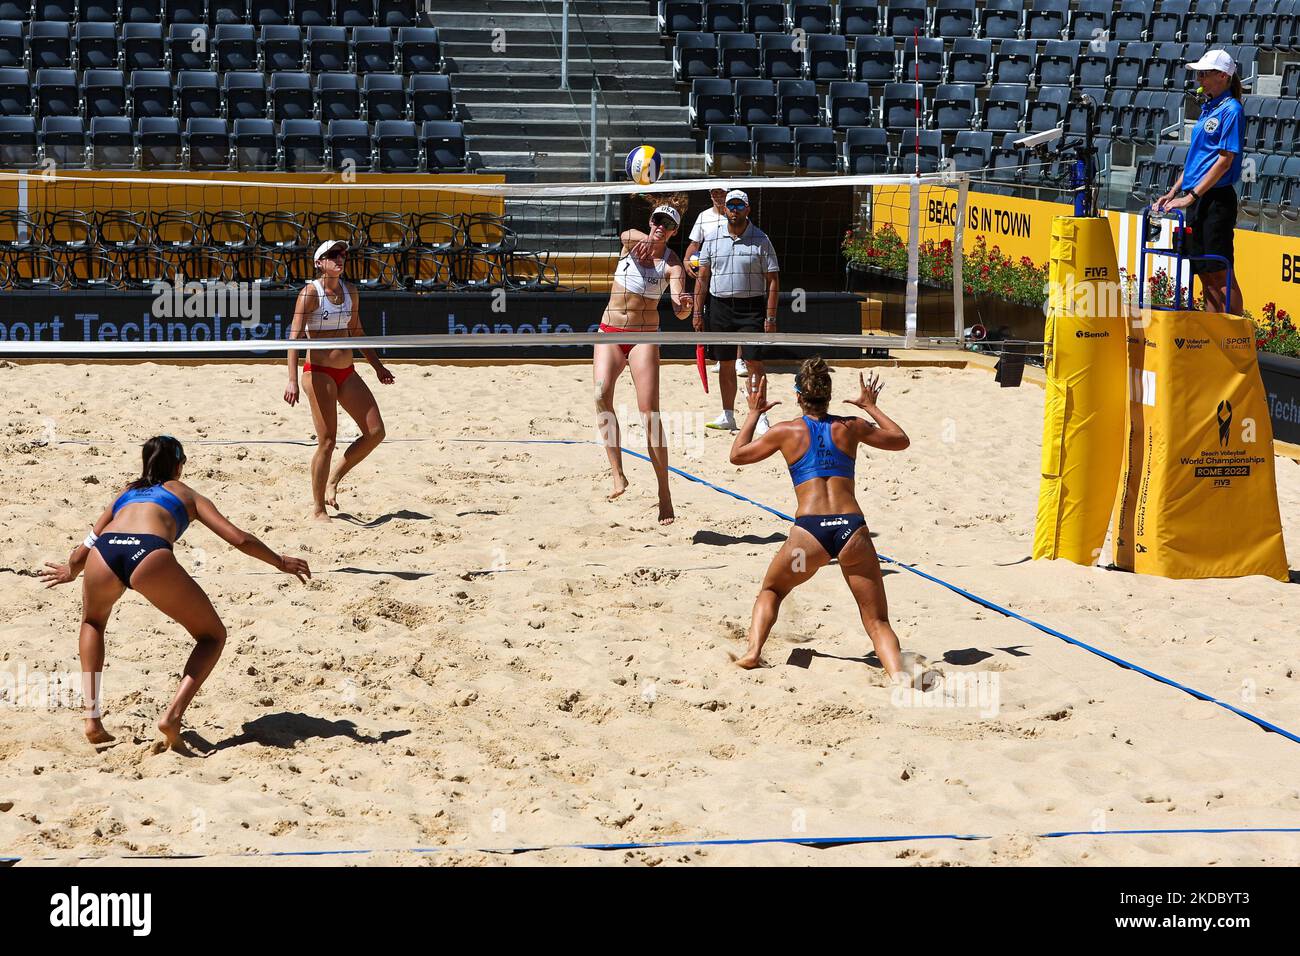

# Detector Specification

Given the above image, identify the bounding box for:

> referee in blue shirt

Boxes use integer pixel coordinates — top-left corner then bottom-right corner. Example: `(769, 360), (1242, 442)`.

(1153, 49), (1245, 315)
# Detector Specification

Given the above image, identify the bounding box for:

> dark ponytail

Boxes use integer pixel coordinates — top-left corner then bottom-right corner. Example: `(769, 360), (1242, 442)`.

(796, 356), (833, 415)
(128, 435), (186, 490)
(1229, 73), (1243, 101)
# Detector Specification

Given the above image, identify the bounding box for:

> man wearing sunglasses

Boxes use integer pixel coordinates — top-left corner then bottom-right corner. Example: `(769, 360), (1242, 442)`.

(693, 189), (780, 435)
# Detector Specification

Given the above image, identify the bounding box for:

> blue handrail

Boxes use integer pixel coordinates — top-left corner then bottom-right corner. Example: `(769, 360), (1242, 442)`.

(1138, 205), (1233, 313)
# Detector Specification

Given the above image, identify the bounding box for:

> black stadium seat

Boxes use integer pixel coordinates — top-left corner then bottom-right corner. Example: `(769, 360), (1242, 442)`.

(169, 23), (212, 72)
(735, 77), (777, 126)
(843, 126), (890, 174)
(900, 35), (943, 84)
(0, 20), (22, 69)
(376, 0), (415, 29)
(215, 23), (258, 71)
(839, 1), (882, 37)
(898, 128), (942, 172)
(375, 118), (419, 171)
(1025, 0), (1069, 39)
(317, 71), (360, 122)
(791, 1), (833, 34)
(794, 125), (836, 172)
(882, 81), (919, 129)
(992, 38), (1036, 85)
(933, 0), (976, 38)
(1036, 39), (1078, 87)
(1071, 0), (1111, 40)
(887, 0), (927, 38)
(30, 20), (73, 70)
(270, 71), (313, 121)
(73, 21), (118, 71)
(704, 0), (743, 34)
(123, 23), (166, 72)
(83, 69), (127, 119)
(177, 70), (220, 121)
(662, 1), (704, 36)
(232, 116), (277, 170)
(751, 124), (793, 171)
(718, 31), (758, 77)
(778, 78), (819, 125)
(949, 37), (991, 83)
(951, 129), (992, 171)
(281, 118), (326, 170)
(420, 118), (465, 170)
(807, 33), (848, 82)
(40, 114), (86, 167)
(208, 0), (247, 27)
(130, 69), (174, 119)
(853, 35), (895, 83)
(185, 116), (231, 170)
(261, 25), (305, 73)
(984, 82), (1027, 132)
(0, 114), (37, 166)
(0, 66), (28, 115)
(363, 71), (406, 122)
(88, 115), (135, 168)
(747, 1), (785, 35)
(396, 26), (439, 73)
(223, 71), (268, 121)
(327, 117), (371, 169)
(296, 0), (332, 26)
(353, 25), (396, 73)
(138, 116), (184, 170)
(34, 68), (78, 119)
(122, 0), (162, 22)
(705, 123), (749, 173)
(35, 0), (76, 22)
(827, 80), (872, 128)
(409, 72), (456, 122)
(336, 0), (374, 28)
(251, 0), (290, 27)
(166, 0), (208, 25)
(307, 25), (349, 73)
(690, 76), (734, 127)
(759, 33), (800, 79)
(1111, 0), (1149, 42)
(675, 32), (717, 81)
(982, 0), (1023, 40)
(931, 82), (976, 130)
(0, 0), (29, 18)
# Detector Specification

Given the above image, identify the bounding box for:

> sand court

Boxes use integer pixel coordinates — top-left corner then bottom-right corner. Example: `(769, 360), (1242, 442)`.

(2, 360), (1299, 865)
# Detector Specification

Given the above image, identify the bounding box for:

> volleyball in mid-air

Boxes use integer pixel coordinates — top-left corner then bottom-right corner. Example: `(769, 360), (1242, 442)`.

(625, 145), (665, 185)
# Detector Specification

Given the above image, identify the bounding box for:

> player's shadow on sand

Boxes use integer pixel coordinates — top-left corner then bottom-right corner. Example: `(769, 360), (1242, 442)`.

(786, 644), (1016, 670)
(333, 510), (433, 528)
(184, 713), (410, 753)
(692, 530), (787, 546)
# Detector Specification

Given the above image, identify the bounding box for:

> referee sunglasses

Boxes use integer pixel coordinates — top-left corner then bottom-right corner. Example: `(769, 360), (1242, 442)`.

(725, 199), (748, 211)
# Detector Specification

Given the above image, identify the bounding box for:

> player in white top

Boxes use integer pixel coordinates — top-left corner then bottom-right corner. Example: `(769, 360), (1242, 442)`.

(595, 194), (693, 526)
(284, 240), (395, 521)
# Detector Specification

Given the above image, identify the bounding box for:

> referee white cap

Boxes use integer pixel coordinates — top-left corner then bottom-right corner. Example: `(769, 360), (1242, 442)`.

(725, 189), (749, 205)
(1185, 49), (1236, 75)
(313, 239), (348, 261)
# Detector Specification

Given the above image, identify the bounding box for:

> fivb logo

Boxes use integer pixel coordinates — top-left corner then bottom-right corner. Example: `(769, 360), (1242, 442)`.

(49, 886), (152, 936)
(150, 273), (262, 329)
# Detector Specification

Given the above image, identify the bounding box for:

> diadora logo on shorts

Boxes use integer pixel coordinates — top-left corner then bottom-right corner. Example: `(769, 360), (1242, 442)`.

(1174, 337), (1209, 350)
(1075, 330), (1110, 338)
(106, 536), (141, 546)
(1223, 336), (1252, 349)
(820, 518), (850, 527)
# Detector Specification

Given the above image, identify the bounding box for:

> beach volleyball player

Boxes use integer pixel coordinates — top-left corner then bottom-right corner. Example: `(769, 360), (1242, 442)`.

(284, 240), (395, 520)
(595, 195), (694, 525)
(38, 436), (310, 750)
(728, 361), (912, 682)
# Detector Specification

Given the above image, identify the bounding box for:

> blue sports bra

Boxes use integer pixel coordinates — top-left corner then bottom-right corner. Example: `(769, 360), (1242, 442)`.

(112, 484), (190, 539)
(788, 416), (856, 487)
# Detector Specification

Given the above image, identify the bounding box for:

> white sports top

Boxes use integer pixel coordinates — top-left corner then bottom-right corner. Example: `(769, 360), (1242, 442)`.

(613, 253), (669, 299)
(306, 279), (352, 333)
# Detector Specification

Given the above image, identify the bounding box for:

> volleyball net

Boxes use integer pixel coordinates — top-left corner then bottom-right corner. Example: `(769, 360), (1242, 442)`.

(0, 170), (984, 356)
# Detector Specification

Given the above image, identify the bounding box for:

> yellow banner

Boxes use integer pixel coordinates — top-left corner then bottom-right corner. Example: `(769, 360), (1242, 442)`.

(873, 185), (1063, 264)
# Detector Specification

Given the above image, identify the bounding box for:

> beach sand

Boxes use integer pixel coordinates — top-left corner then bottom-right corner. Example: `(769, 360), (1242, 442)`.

(1, 359), (1298, 866)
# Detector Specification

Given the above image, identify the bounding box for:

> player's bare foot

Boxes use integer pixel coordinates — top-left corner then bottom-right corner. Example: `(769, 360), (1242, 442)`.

(310, 506), (331, 521)
(608, 472), (628, 501)
(84, 719), (115, 746)
(324, 477), (340, 509)
(155, 714), (183, 752)
(731, 649), (763, 669)
(658, 501), (675, 526)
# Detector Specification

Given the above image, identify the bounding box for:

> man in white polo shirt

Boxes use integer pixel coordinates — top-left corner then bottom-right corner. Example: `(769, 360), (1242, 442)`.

(692, 189), (780, 434)
(685, 187), (748, 380)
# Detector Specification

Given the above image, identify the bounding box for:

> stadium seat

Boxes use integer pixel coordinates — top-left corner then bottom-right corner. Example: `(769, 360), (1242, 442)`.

(1111, 0), (1150, 43)
(843, 126), (890, 174)
(735, 77), (778, 126)
(690, 76), (734, 127)
(307, 25), (349, 73)
(336, 0), (374, 28)
(214, 23), (258, 72)
(1113, 41), (1153, 88)
(759, 33), (801, 80)
(232, 116), (277, 170)
(396, 26), (439, 73)
(751, 124), (794, 172)
(30, 21), (73, 70)
(662, 1), (704, 36)
(931, 0), (976, 38)
(185, 117), (231, 170)
(981, 0), (1023, 40)
(778, 78), (819, 125)
(1070, 0), (1111, 40)
(951, 129), (992, 171)
(1028, 85), (1070, 130)
(1025, 0), (1068, 39)
(223, 71), (268, 122)
(897, 128), (941, 172)
(1142, 47), (1177, 90)
(704, 123), (749, 173)
(352, 25), (396, 73)
(363, 72), (406, 122)
(1036, 39), (1077, 87)
(0, 114), (37, 166)
(992, 38), (1036, 85)
(34, 0), (74, 19)
(1150, 0), (1189, 43)
(376, 0), (416, 29)
(166, 0), (208, 24)
(948, 37), (991, 84)
(270, 71), (313, 121)
(989, 131), (1023, 188)
(718, 31), (759, 77)
(794, 125), (836, 173)
(826, 80), (872, 128)
(1075, 40), (1117, 88)
(280, 117), (326, 170)
(853, 35), (895, 83)
(374, 118), (419, 171)
(807, 33), (849, 82)
(34, 68), (77, 118)
(123, 23), (166, 72)
(983, 82), (1027, 132)
(0, 0), (28, 18)
(169, 24), (213, 72)
(122, 0), (163, 21)
(839, 1), (883, 36)
(674, 32), (717, 81)
(746, 1), (786, 35)
(882, 81), (919, 129)
(409, 73), (456, 122)
(208, 0), (247, 28)
(899, 35), (942, 84)
(317, 71), (361, 122)
(1184, 1), (1216, 43)
(83, 69), (127, 119)
(0, 66), (28, 116)
(130, 70), (174, 119)
(261, 24), (305, 73)
(704, 1), (744, 33)
(177, 70), (220, 121)
(89, 115), (134, 168)
(40, 114), (85, 167)
(791, 1), (833, 34)
(931, 82), (976, 130)
(295, 0), (332, 26)
(138, 116), (184, 170)
(0, 20), (22, 70)
(72, 21), (119, 71)
(887, 0), (927, 37)
(251, 0), (290, 26)
(420, 119), (465, 170)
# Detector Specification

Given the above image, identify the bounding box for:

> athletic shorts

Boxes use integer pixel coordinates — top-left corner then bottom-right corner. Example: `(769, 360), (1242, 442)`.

(705, 295), (765, 362)
(1183, 186), (1237, 278)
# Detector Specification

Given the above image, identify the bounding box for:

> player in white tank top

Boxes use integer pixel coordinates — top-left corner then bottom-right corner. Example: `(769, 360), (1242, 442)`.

(284, 240), (395, 521)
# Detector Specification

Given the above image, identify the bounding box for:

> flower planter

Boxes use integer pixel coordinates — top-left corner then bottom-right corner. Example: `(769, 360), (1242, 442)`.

(1259, 351), (1300, 445)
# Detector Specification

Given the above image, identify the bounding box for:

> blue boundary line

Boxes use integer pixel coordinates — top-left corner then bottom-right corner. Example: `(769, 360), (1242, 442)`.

(455, 438), (1300, 746)
(8, 828), (1300, 863)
